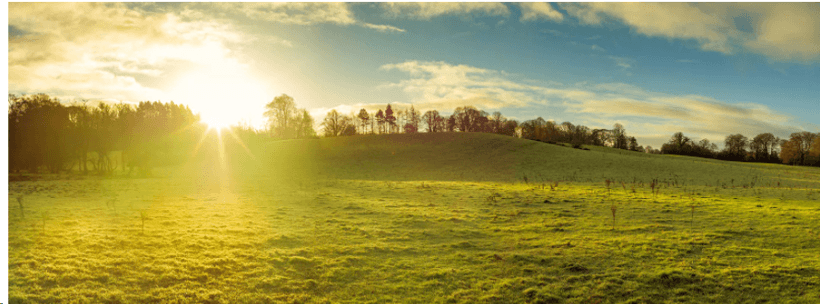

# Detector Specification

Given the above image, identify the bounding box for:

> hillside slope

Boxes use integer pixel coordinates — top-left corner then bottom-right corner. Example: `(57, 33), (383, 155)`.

(245, 132), (819, 187)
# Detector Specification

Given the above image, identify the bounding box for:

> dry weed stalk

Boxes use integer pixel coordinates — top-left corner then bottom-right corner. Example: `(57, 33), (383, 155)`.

(16, 196), (25, 219)
(610, 204), (617, 230)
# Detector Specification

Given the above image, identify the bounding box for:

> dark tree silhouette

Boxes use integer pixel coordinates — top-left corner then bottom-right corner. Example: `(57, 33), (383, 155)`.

(722, 134), (748, 161)
(662, 132), (692, 155)
(375, 109), (385, 134)
(519, 117), (545, 140)
(357, 109), (369, 134)
(384, 104), (396, 134)
(9, 94), (199, 175)
(500, 119), (518, 137)
(452, 106), (487, 132)
(612, 123), (628, 150)
(628, 136), (640, 151)
(90, 103), (118, 173)
(694, 138), (718, 158)
(8, 94), (72, 173)
(750, 133), (779, 162)
(445, 115), (456, 132)
(422, 110), (446, 133)
(591, 129), (610, 146)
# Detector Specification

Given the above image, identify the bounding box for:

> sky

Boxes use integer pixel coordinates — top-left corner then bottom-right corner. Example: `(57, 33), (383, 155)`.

(7, 2), (820, 149)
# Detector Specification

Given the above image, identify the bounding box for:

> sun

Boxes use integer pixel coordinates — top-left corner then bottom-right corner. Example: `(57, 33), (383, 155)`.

(169, 65), (271, 132)
(202, 114), (231, 131)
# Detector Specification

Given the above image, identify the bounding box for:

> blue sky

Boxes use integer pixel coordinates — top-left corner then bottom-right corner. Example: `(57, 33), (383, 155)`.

(8, 3), (820, 148)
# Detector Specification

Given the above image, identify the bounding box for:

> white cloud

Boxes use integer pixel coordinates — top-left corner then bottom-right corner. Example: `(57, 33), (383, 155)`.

(379, 61), (552, 110)
(561, 3), (734, 53)
(212, 3), (405, 33)
(230, 2), (358, 25)
(519, 3), (564, 22)
(741, 4), (820, 62)
(361, 23), (406, 33)
(380, 3), (510, 20)
(554, 3), (820, 63)
(8, 2), (269, 117)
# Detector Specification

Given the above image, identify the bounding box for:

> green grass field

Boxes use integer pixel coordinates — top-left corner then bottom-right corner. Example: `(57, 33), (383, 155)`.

(8, 133), (820, 303)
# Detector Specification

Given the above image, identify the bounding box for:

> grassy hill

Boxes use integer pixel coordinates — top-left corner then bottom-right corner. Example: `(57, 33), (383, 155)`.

(251, 132), (819, 189)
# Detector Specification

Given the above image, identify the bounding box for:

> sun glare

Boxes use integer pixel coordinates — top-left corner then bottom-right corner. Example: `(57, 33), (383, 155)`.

(169, 65), (271, 131)
(203, 115), (230, 132)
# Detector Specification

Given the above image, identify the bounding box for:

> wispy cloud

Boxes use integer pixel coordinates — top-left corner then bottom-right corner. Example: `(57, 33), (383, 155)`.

(554, 3), (820, 63)
(380, 3), (510, 20)
(542, 29), (566, 37)
(361, 23), (406, 33)
(609, 56), (634, 69)
(225, 3), (358, 25)
(591, 45), (606, 52)
(518, 3), (564, 22)
(210, 3), (405, 33)
(9, 3), (202, 100)
(563, 86), (799, 143)
(379, 61), (534, 110)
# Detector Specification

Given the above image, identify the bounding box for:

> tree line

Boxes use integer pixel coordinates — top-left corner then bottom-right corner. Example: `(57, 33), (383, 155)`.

(314, 101), (819, 167)
(317, 104), (644, 151)
(659, 131), (820, 166)
(11, 92), (817, 174)
(9, 94), (201, 175)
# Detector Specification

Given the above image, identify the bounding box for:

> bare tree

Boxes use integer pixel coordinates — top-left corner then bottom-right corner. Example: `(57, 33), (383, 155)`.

(321, 109), (352, 137)
(783, 132), (818, 165)
(422, 110), (442, 133)
(490, 111), (505, 134)
(407, 105), (420, 133)
(369, 112), (376, 134)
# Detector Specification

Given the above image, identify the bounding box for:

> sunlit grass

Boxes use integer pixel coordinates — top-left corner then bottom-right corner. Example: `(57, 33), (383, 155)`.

(8, 132), (820, 303)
